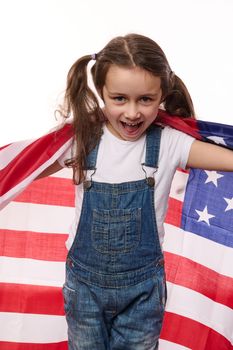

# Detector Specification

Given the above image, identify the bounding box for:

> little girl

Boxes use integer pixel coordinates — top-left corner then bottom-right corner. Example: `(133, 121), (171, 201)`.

(40, 33), (233, 350)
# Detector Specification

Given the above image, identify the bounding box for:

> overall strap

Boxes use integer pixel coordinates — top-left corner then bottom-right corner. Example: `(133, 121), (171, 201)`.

(143, 125), (162, 168)
(86, 125), (162, 171)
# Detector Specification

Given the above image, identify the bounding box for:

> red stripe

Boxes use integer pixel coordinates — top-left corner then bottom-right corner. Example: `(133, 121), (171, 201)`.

(157, 110), (202, 140)
(164, 251), (233, 308)
(164, 197), (182, 227)
(161, 312), (232, 350)
(2, 252), (232, 315)
(0, 124), (73, 196)
(0, 341), (68, 350)
(2, 226), (232, 308)
(14, 177), (75, 207)
(176, 167), (189, 174)
(0, 143), (11, 151)
(0, 283), (64, 315)
(0, 229), (68, 261)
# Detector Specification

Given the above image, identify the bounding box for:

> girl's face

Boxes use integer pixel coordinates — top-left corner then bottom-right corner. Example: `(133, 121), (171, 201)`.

(102, 65), (162, 141)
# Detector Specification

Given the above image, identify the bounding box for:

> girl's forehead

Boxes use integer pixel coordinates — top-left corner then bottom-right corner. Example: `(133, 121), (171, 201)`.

(104, 65), (161, 93)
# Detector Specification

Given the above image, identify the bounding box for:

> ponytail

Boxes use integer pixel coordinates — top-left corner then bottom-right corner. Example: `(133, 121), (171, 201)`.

(163, 74), (195, 118)
(63, 55), (104, 183)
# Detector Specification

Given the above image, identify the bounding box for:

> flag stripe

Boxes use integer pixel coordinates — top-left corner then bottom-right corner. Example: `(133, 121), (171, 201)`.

(0, 229), (68, 261)
(18, 172), (187, 208)
(1, 227), (232, 309)
(14, 177), (75, 207)
(0, 124), (73, 196)
(4, 168), (188, 207)
(161, 312), (233, 350)
(165, 198), (182, 227)
(49, 168), (73, 179)
(0, 139), (34, 170)
(168, 169), (188, 202)
(0, 144), (11, 151)
(1, 227), (231, 299)
(0, 202), (74, 234)
(1, 251), (232, 316)
(165, 282), (233, 343)
(0, 283), (64, 315)
(165, 252), (233, 308)
(159, 339), (190, 350)
(164, 223), (233, 278)
(0, 200), (181, 235)
(0, 312), (67, 343)
(0, 140), (72, 210)
(156, 110), (202, 140)
(0, 342), (68, 350)
(0, 257), (65, 287)
(0, 287), (231, 345)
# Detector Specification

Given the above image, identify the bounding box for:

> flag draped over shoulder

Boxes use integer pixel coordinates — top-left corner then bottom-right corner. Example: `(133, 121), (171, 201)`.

(0, 111), (233, 350)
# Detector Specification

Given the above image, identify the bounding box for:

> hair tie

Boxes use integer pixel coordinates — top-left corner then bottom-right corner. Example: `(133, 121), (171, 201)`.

(91, 53), (97, 60)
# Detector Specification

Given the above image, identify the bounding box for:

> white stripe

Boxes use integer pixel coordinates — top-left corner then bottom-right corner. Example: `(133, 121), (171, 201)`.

(0, 201), (75, 233)
(50, 167), (73, 179)
(164, 223), (233, 278)
(0, 138), (72, 210)
(159, 339), (190, 350)
(0, 139), (34, 170)
(0, 257), (65, 286)
(166, 282), (233, 344)
(0, 312), (67, 343)
(169, 170), (189, 202)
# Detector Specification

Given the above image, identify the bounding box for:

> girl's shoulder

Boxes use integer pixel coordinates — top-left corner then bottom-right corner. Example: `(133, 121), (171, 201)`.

(161, 125), (195, 143)
(160, 125), (195, 169)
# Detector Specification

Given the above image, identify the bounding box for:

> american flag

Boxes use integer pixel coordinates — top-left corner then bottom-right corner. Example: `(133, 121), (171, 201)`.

(0, 112), (232, 349)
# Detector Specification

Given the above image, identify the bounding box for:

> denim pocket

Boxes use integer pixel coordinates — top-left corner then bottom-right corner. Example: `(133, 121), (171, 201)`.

(92, 208), (141, 253)
(63, 283), (77, 318)
(63, 260), (79, 317)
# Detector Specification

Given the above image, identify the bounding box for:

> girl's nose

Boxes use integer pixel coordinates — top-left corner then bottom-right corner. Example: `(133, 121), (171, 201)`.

(124, 103), (140, 120)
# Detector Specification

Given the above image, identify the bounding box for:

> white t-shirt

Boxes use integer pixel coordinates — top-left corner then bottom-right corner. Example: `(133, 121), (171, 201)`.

(59, 124), (195, 249)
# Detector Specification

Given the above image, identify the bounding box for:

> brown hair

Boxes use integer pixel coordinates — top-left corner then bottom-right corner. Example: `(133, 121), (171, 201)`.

(62, 33), (195, 183)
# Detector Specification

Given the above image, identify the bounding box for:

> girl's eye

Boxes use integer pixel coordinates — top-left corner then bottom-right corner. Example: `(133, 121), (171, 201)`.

(113, 96), (126, 102)
(140, 96), (152, 103)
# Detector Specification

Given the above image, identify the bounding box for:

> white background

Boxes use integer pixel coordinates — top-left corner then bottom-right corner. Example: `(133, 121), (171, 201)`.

(0, 0), (233, 145)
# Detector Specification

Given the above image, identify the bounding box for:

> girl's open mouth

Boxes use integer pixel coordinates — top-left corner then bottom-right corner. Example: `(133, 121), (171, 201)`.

(121, 121), (143, 132)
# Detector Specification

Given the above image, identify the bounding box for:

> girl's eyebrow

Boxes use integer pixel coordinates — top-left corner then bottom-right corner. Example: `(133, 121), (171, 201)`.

(108, 91), (126, 95)
(139, 93), (159, 97)
(108, 91), (159, 97)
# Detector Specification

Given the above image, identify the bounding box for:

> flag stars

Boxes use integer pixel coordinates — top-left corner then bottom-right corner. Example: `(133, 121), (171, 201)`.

(224, 197), (233, 211)
(195, 206), (215, 225)
(204, 171), (224, 187)
(206, 136), (226, 146)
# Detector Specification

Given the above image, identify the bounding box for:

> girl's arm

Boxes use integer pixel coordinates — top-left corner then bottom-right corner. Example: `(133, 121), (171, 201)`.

(36, 160), (63, 179)
(187, 140), (233, 171)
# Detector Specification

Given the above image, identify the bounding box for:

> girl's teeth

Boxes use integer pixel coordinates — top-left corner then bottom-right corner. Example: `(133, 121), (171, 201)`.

(121, 121), (142, 133)
(123, 122), (141, 127)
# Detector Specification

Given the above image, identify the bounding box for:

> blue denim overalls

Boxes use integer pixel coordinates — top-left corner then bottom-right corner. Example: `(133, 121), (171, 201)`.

(63, 125), (166, 350)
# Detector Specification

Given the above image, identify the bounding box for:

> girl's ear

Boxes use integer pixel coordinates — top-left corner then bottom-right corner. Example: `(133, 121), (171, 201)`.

(159, 102), (164, 110)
